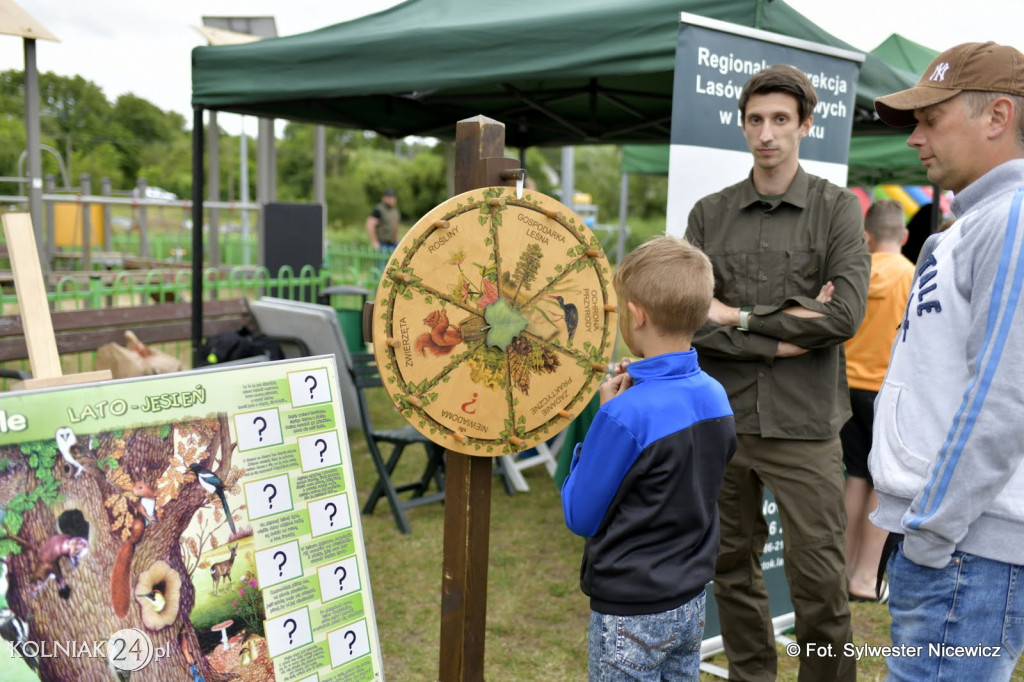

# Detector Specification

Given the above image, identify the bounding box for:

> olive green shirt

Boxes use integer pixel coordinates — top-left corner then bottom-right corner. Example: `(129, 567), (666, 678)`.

(684, 167), (869, 439)
(372, 202), (401, 244)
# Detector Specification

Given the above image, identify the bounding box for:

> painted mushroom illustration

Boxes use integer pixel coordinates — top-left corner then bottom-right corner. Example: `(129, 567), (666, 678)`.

(211, 620), (234, 649)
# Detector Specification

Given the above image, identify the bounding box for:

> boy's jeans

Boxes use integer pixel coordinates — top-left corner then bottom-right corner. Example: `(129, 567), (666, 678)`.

(886, 544), (1024, 681)
(588, 591), (705, 681)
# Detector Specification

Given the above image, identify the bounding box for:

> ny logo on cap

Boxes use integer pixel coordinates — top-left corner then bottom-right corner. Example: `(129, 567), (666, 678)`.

(929, 62), (950, 82)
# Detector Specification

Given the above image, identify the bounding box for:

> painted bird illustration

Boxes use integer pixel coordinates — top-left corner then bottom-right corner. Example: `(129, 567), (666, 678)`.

(188, 464), (236, 537)
(136, 588), (166, 613)
(54, 427), (90, 478)
(551, 296), (579, 343)
(0, 608), (36, 672)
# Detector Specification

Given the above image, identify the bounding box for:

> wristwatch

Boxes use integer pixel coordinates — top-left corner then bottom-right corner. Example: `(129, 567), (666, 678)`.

(738, 305), (754, 331)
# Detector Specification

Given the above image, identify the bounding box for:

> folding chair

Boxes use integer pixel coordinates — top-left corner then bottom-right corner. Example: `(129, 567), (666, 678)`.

(247, 297), (361, 426)
(496, 430), (565, 493)
(350, 351), (446, 534)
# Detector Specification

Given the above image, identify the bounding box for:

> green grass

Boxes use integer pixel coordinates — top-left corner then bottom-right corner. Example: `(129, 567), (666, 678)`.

(348, 388), (1024, 680)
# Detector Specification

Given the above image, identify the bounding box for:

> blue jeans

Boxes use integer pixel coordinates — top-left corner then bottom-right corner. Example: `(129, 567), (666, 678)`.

(588, 592), (705, 681)
(886, 544), (1024, 681)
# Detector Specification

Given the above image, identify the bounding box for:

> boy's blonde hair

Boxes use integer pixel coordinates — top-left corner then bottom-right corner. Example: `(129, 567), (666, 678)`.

(613, 236), (713, 335)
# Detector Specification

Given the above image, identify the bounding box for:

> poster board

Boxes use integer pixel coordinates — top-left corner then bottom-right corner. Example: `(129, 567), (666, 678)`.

(0, 356), (382, 682)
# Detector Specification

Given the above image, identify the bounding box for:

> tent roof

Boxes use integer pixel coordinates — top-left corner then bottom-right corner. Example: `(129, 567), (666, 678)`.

(191, 0), (916, 147)
(871, 33), (939, 76)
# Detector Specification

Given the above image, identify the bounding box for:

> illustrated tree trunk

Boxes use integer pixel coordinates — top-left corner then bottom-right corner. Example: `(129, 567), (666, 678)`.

(4, 414), (237, 682)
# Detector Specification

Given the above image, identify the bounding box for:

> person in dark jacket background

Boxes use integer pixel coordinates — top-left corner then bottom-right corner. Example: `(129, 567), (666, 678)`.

(562, 235), (736, 681)
(365, 188), (401, 251)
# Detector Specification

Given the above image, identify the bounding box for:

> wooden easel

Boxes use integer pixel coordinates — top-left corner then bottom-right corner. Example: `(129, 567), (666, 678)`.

(437, 116), (520, 682)
(1, 213), (111, 389)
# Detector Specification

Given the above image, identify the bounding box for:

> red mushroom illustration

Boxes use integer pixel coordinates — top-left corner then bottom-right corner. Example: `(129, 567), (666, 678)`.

(211, 620), (234, 650)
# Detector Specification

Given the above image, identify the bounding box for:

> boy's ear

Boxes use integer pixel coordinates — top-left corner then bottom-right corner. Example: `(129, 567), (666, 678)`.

(626, 301), (646, 330)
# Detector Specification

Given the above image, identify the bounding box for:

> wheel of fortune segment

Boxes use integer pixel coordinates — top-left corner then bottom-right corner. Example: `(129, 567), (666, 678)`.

(371, 186), (618, 457)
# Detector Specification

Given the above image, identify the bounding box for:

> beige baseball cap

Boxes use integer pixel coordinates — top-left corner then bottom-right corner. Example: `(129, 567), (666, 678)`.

(874, 41), (1024, 127)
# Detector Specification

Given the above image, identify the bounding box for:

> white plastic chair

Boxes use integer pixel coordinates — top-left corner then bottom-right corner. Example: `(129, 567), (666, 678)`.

(496, 430), (565, 493)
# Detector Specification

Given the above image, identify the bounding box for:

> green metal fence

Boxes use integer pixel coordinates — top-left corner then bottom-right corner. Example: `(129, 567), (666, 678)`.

(104, 233), (388, 283)
(0, 265), (341, 313)
(0, 264), (374, 385)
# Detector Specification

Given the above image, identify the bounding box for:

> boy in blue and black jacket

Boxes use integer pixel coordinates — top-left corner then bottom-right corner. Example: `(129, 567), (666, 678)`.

(562, 236), (736, 680)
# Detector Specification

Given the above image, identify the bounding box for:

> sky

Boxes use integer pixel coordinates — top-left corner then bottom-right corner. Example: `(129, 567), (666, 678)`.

(1, 0), (1023, 138)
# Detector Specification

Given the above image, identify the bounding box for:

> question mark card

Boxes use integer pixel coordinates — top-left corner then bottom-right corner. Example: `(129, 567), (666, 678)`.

(328, 618), (371, 667)
(289, 368), (332, 407)
(234, 407), (283, 451)
(245, 473), (293, 519)
(308, 493), (351, 538)
(266, 607), (313, 658)
(298, 430), (343, 471)
(317, 555), (360, 602)
(255, 540), (304, 589)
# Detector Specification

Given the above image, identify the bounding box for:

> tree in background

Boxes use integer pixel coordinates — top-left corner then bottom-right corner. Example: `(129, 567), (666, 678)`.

(0, 68), (668, 247)
(0, 69), (188, 191)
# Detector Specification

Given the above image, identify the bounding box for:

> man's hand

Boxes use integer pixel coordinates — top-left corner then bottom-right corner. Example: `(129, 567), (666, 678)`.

(816, 281), (835, 303)
(782, 281), (833, 318)
(708, 298), (740, 327)
(776, 341), (809, 357)
(599, 372), (633, 405)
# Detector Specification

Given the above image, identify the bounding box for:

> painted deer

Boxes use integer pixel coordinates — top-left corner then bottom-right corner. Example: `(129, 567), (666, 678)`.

(210, 544), (237, 596)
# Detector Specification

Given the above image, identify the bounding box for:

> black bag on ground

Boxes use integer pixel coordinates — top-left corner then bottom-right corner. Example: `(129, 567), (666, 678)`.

(199, 326), (284, 365)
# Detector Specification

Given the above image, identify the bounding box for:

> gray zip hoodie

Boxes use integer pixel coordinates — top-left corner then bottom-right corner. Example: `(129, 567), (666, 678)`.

(869, 158), (1024, 569)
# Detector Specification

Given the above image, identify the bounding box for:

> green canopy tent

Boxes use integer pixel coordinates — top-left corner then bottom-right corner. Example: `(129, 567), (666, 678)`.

(846, 34), (939, 186)
(190, 0), (917, 146)
(871, 32), (941, 74)
(187, 0), (920, 362)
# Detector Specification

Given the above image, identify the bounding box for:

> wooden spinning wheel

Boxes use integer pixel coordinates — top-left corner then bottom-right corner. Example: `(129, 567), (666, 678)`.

(372, 186), (618, 456)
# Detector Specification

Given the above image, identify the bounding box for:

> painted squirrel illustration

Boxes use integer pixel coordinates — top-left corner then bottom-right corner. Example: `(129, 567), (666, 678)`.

(28, 534), (90, 599)
(110, 480), (156, 618)
(414, 309), (463, 356)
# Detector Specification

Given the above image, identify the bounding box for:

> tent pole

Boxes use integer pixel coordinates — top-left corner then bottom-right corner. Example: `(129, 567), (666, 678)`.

(192, 107), (205, 368)
(23, 38), (47, 271)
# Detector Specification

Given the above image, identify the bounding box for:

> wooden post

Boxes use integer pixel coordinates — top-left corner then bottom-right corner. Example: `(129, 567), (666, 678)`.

(438, 116), (518, 682)
(2, 213), (111, 389)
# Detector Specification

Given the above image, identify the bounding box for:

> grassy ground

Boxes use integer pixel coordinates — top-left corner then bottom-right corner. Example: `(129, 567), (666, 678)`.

(346, 390), (1024, 682)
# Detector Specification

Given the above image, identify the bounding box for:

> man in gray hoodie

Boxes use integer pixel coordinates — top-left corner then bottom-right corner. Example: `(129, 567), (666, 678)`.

(871, 42), (1024, 681)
